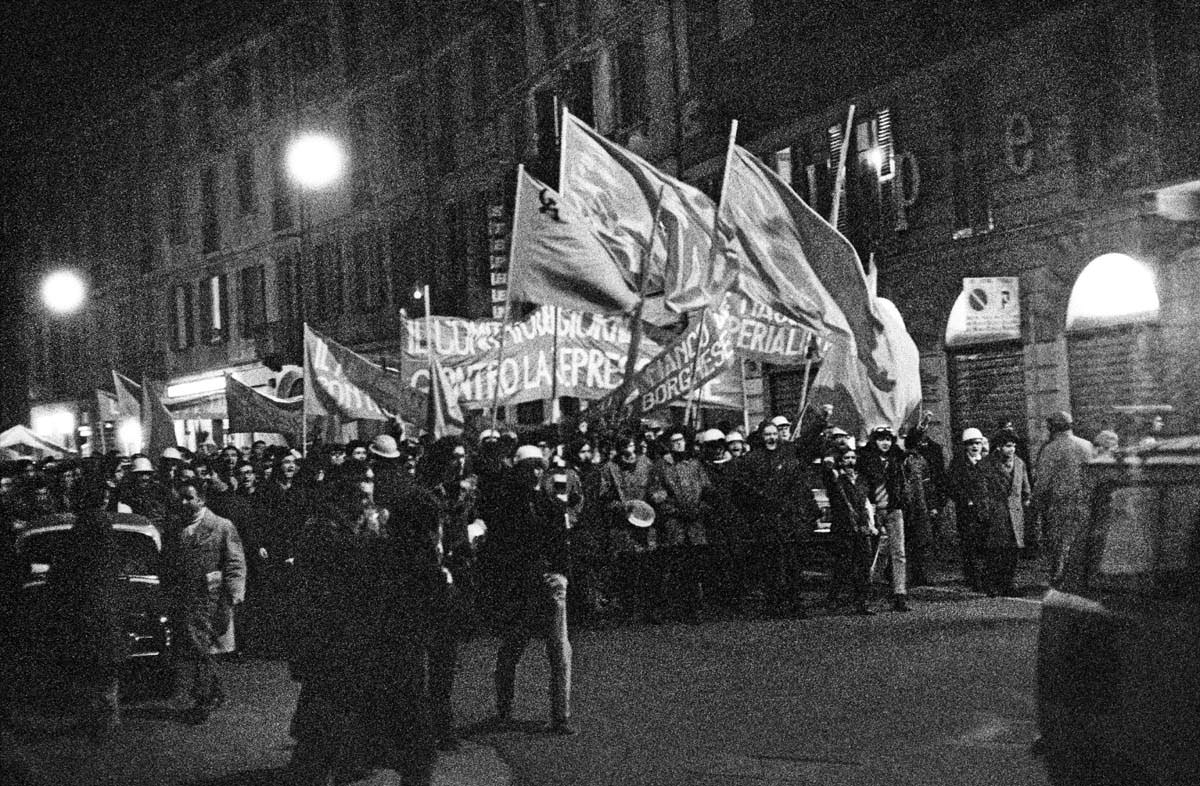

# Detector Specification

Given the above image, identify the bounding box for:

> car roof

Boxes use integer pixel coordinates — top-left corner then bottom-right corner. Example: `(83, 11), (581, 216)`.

(1091, 435), (1200, 469)
(17, 512), (161, 551)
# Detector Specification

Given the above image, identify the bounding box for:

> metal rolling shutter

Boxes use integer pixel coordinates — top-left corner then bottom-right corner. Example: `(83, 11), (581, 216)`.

(1066, 324), (1162, 440)
(948, 344), (1026, 441)
(766, 367), (808, 422)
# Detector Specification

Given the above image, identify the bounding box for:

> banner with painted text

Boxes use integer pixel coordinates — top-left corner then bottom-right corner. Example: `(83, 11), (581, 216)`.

(225, 374), (303, 440)
(304, 324), (427, 422)
(400, 308), (656, 408)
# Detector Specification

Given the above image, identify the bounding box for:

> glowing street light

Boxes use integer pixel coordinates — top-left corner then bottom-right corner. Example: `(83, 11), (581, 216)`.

(286, 132), (346, 190)
(41, 269), (86, 314)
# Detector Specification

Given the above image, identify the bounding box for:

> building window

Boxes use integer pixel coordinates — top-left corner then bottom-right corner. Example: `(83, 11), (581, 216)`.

(470, 36), (490, 117)
(168, 178), (189, 245)
(311, 241), (343, 321)
(235, 148), (256, 214)
(616, 37), (646, 129)
(944, 70), (993, 239)
(161, 88), (179, 148)
(339, 0), (362, 77)
(350, 230), (382, 313)
(349, 100), (372, 208)
(227, 57), (252, 116)
(201, 165), (220, 253)
(238, 265), (267, 337)
(171, 283), (195, 350)
(389, 217), (417, 307)
(199, 274), (229, 344)
(271, 144), (293, 231)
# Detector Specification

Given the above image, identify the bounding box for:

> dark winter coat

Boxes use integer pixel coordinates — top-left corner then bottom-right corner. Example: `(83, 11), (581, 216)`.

(648, 454), (710, 547)
(289, 522), (442, 774)
(48, 510), (130, 670)
(978, 453), (1032, 550)
(857, 442), (911, 512)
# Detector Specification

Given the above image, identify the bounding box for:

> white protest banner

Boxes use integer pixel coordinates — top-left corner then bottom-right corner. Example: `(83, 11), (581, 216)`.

(400, 308), (657, 407)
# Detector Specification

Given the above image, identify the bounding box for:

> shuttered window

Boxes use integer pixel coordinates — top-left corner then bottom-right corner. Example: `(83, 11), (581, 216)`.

(948, 344), (1026, 441)
(1067, 325), (1163, 440)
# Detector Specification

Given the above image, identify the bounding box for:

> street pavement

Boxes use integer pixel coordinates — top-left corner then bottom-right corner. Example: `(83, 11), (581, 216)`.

(3, 570), (1051, 786)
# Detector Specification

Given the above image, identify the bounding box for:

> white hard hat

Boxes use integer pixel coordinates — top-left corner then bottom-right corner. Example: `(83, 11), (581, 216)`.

(961, 427), (985, 443)
(161, 447), (183, 462)
(725, 431), (746, 444)
(625, 499), (655, 528)
(697, 428), (726, 444)
(770, 415), (791, 427)
(130, 456), (155, 473)
(478, 429), (501, 442)
(514, 444), (547, 464)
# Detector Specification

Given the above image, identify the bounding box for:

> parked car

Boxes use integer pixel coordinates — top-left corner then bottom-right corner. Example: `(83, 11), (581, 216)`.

(1037, 436), (1200, 785)
(10, 512), (173, 698)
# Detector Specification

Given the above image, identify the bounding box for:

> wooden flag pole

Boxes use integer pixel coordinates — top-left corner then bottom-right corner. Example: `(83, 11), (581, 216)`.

(301, 323), (308, 456)
(685, 119), (739, 426)
(613, 185), (667, 422)
(548, 305), (560, 424)
(793, 105), (855, 438)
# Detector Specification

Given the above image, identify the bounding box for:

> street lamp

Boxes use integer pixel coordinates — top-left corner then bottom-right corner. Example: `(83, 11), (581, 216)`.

(41, 269), (86, 314)
(286, 132), (346, 190)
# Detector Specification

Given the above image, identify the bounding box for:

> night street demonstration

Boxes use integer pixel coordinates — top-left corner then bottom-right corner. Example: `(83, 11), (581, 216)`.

(2, 2), (1198, 785)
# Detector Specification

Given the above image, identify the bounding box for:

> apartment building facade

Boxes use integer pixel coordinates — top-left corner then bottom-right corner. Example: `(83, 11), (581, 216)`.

(23, 0), (1200, 452)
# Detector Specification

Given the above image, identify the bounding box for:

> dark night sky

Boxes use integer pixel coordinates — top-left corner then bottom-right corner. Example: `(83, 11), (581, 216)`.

(0, 1), (277, 427)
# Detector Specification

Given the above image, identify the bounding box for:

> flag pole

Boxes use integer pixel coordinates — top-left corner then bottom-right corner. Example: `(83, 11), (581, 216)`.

(301, 323), (308, 456)
(490, 164), (524, 431)
(685, 119), (739, 426)
(794, 105), (855, 438)
(829, 104), (856, 230)
(549, 305), (560, 424)
(739, 359), (751, 434)
(792, 330), (815, 438)
(613, 186), (666, 421)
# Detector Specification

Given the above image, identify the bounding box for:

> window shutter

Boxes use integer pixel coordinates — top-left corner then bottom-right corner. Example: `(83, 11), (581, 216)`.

(218, 274), (230, 341)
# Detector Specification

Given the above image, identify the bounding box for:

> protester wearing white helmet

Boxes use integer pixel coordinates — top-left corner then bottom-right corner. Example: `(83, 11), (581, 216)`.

(945, 426), (990, 590)
(724, 429), (749, 458)
(769, 415), (792, 442)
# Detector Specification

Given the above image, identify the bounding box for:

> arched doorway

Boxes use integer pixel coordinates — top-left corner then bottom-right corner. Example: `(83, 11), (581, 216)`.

(1064, 253), (1161, 440)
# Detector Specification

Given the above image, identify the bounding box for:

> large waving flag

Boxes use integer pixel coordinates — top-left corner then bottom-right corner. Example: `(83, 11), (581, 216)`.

(225, 374), (303, 442)
(141, 376), (178, 458)
(559, 111), (723, 312)
(507, 167), (639, 315)
(810, 297), (922, 436)
(719, 145), (885, 368)
(112, 371), (142, 420)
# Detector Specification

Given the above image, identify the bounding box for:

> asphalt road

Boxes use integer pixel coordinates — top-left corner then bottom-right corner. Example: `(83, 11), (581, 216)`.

(2, 586), (1049, 786)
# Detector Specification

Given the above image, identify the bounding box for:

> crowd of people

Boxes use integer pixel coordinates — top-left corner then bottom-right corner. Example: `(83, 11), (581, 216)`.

(0, 404), (1110, 785)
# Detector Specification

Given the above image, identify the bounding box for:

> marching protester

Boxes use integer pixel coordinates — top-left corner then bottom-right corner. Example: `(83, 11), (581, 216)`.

(478, 444), (576, 736)
(288, 479), (443, 786)
(163, 480), (246, 725)
(647, 426), (711, 623)
(978, 429), (1032, 597)
(858, 425), (912, 612)
(945, 428), (990, 592)
(597, 433), (656, 620)
(822, 443), (876, 615)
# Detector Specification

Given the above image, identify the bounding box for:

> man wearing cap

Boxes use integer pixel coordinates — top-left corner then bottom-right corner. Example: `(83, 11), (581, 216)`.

(1032, 411), (1094, 577)
(770, 415), (793, 443)
(945, 428), (990, 590)
(479, 444), (576, 735)
(368, 434), (416, 519)
(858, 425), (912, 611)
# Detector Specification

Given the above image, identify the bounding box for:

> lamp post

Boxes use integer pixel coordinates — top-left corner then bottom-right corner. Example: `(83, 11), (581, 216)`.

(38, 269), (86, 451)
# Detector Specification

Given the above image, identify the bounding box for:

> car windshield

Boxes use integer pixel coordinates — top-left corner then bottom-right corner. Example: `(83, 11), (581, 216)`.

(22, 529), (160, 577)
(1093, 481), (1200, 598)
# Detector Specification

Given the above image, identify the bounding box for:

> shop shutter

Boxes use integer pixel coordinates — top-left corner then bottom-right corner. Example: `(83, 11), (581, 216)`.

(1066, 324), (1162, 440)
(948, 343), (1026, 441)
